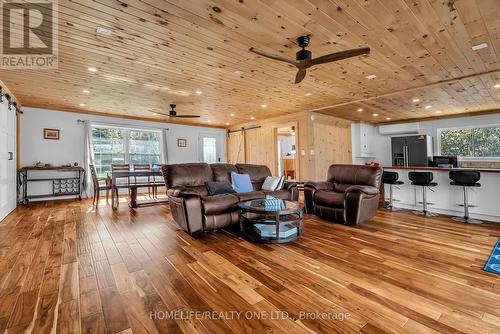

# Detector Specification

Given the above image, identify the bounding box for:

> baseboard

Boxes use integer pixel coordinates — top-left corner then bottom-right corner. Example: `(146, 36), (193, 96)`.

(390, 202), (500, 223)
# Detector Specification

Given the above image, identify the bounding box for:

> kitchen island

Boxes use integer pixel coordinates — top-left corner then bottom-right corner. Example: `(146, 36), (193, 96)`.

(383, 166), (500, 223)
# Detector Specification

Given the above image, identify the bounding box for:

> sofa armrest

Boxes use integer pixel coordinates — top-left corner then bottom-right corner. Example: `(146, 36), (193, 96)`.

(345, 185), (379, 196)
(304, 181), (334, 191)
(168, 187), (202, 198)
(283, 181), (298, 191)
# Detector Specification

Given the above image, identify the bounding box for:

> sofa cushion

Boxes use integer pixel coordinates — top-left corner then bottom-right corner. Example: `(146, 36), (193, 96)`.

(206, 181), (236, 196)
(236, 164), (272, 190)
(211, 163), (238, 182)
(314, 190), (345, 208)
(231, 172), (253, 193)
(163, 163), (213, 188)
(262, 189), (291, 200)
(202, 194), (239, 215)
(261, 176), (281, 191)
(327, 164), (383, 193)
(234, 191), (265, 202)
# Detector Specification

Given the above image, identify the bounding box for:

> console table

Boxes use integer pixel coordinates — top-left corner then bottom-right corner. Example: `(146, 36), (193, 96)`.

(19, 166), (85, 204)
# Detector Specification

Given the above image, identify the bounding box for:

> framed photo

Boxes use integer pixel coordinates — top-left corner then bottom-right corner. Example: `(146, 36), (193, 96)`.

(177, 138), (187, 147)
(43, 128), (60, 140)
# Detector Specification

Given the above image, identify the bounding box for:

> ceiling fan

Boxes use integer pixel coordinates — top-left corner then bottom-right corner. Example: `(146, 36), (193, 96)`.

(151, 104), (200, 118)
(249, 36), (370, 84)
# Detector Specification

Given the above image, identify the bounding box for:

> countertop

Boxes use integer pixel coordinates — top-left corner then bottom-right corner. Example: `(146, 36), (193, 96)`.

(384, 166), (500, 173)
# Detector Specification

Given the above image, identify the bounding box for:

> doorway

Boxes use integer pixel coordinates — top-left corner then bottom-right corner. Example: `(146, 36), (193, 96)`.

(199, 133), (223, 163)
(0, 98), (17, 221)
(276, 125), (297, 179)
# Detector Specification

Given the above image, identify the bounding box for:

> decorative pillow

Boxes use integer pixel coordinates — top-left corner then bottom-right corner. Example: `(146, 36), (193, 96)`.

(205, 181), (236, 196)
(275, 176), (285, 190)
(261, 176), (282, 191)
(231, 172), (253, 193)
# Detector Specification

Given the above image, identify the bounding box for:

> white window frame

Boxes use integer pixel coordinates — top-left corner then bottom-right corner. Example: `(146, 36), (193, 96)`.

(437, 123), (500, 162)
(91, 124), (163, 169)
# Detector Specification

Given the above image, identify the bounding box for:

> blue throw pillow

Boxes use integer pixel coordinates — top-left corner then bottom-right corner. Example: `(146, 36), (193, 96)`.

(231, 172), (253, 193)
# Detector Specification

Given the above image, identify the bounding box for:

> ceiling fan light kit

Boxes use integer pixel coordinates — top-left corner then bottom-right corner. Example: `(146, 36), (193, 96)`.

(250, 36), (370, 84)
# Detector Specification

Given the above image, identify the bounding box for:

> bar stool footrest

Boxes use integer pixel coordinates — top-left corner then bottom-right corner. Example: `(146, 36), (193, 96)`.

(452, 216), (483, 224)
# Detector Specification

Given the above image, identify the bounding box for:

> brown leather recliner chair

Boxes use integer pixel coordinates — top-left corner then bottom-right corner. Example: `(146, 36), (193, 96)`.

(162, 163), (298, 237)
(304, 164), (382, 225)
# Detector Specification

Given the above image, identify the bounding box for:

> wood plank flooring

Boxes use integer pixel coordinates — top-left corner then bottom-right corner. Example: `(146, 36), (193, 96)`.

(0, 198), (499, 334)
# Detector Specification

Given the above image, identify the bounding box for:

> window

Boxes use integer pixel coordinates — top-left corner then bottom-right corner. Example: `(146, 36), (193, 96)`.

(440, 126), (500, 158)
(129, 130), (161, 165)
(92, 126), (161, 177)
(202, 137), (217, 163)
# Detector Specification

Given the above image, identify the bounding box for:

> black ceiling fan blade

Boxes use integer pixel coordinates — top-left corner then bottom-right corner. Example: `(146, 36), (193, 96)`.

(172, 115), (201, 118)
(249, 47), (299, 67)
(150, 111), (172, 117)
(310, 47), (370, 66)
(295, 68), (307, 84)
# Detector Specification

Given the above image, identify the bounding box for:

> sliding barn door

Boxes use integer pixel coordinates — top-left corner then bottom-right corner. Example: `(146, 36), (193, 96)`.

(0, 98), (17, 221)
(227, 131), (245, 164)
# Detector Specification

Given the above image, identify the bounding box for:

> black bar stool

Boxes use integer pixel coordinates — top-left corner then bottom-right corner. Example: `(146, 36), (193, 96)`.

(449, 170), (482, 224)
(382, 171), (404, 211)
(408, 171), (438, 217)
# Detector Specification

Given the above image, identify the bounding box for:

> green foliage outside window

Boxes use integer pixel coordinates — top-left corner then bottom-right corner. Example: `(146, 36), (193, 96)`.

(441, 126), (500, 158)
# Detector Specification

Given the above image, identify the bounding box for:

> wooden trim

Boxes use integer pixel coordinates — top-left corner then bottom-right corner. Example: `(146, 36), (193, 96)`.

(0, 79), (21, 107)
(377, 108), (500, 126)
(22, 103), (226, 129)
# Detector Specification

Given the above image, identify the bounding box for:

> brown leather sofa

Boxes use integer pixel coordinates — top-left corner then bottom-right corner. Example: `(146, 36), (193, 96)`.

(162, 163), (298, 237)
(304, 164), (382, 225)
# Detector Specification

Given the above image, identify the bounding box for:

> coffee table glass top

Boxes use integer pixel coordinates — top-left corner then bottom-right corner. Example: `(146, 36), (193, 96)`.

(238, 198), (302, 214)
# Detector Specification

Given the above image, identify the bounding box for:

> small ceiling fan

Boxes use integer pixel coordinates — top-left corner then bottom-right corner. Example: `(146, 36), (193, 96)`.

(249, 36), (370, 84)
(151, 104), (200, 118)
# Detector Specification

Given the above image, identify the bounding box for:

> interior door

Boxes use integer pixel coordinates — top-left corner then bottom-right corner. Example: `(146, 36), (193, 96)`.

(0, 98), (17, 222)
(199, 133), (223, 163)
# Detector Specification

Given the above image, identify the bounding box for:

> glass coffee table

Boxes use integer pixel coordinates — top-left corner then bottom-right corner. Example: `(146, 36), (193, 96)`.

(238, 198), (303, 243)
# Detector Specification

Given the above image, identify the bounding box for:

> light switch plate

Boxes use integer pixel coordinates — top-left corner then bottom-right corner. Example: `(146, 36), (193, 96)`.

(300, 150), (306, 156)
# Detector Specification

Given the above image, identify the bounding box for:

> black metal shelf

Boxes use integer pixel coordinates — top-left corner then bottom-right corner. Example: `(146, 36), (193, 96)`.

(19, 167), (85, 204)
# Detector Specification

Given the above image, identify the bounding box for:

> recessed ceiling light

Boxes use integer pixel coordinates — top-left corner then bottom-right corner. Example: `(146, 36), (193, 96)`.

(261, 104), (267, 108)
(386, 117), (392, 120)
(372, 113), (379, 117)
(357, 108), (363, 112)
(471, 43), (488, 51)
(195, 90), (202, 95)
(96, 26), (113, 36)
(412, 98), (420, 103)
(152, 112), (159, 115)
(494, 84), (500, 89)
(304, 92), (313, 96)
(425, 105), (432, 109)
(207, 120), (211, 123)
(79, 103), (86, 107)
(225, 122), (230, 126)
(82, 89), (89, 93)
(250, 116), (255, 120)
(234, 70), (243, 76)
(435, 110), (442, 114)
(366, 74), (377, 80)
(230, 113), (235, 117)
(88, 67), (97, 72)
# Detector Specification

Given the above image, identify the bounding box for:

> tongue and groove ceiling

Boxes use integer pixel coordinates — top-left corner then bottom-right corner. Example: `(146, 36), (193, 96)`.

(0, 0), (499, 126)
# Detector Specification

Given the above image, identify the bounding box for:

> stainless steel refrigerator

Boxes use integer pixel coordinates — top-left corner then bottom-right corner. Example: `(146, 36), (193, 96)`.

(391, 135), (433, 167)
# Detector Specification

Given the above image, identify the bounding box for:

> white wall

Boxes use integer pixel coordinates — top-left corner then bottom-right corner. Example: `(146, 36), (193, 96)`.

(20, 107), (226, 199)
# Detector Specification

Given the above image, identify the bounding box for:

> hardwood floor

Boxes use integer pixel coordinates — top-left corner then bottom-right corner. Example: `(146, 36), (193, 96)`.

(0, 198), (499, 334)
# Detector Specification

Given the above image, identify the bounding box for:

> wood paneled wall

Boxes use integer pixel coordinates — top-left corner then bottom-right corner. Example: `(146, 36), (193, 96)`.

(227, 112), (352, 180)
(310, 113), (352, 180)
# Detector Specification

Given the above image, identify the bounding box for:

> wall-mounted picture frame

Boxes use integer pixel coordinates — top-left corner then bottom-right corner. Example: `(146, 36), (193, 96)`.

(177, 138), (187, 147)
(43, 128), (60, 140)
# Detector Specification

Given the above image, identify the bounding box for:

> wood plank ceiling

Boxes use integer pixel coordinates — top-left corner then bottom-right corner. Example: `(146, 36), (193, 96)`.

(0, 0), (499, 126)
